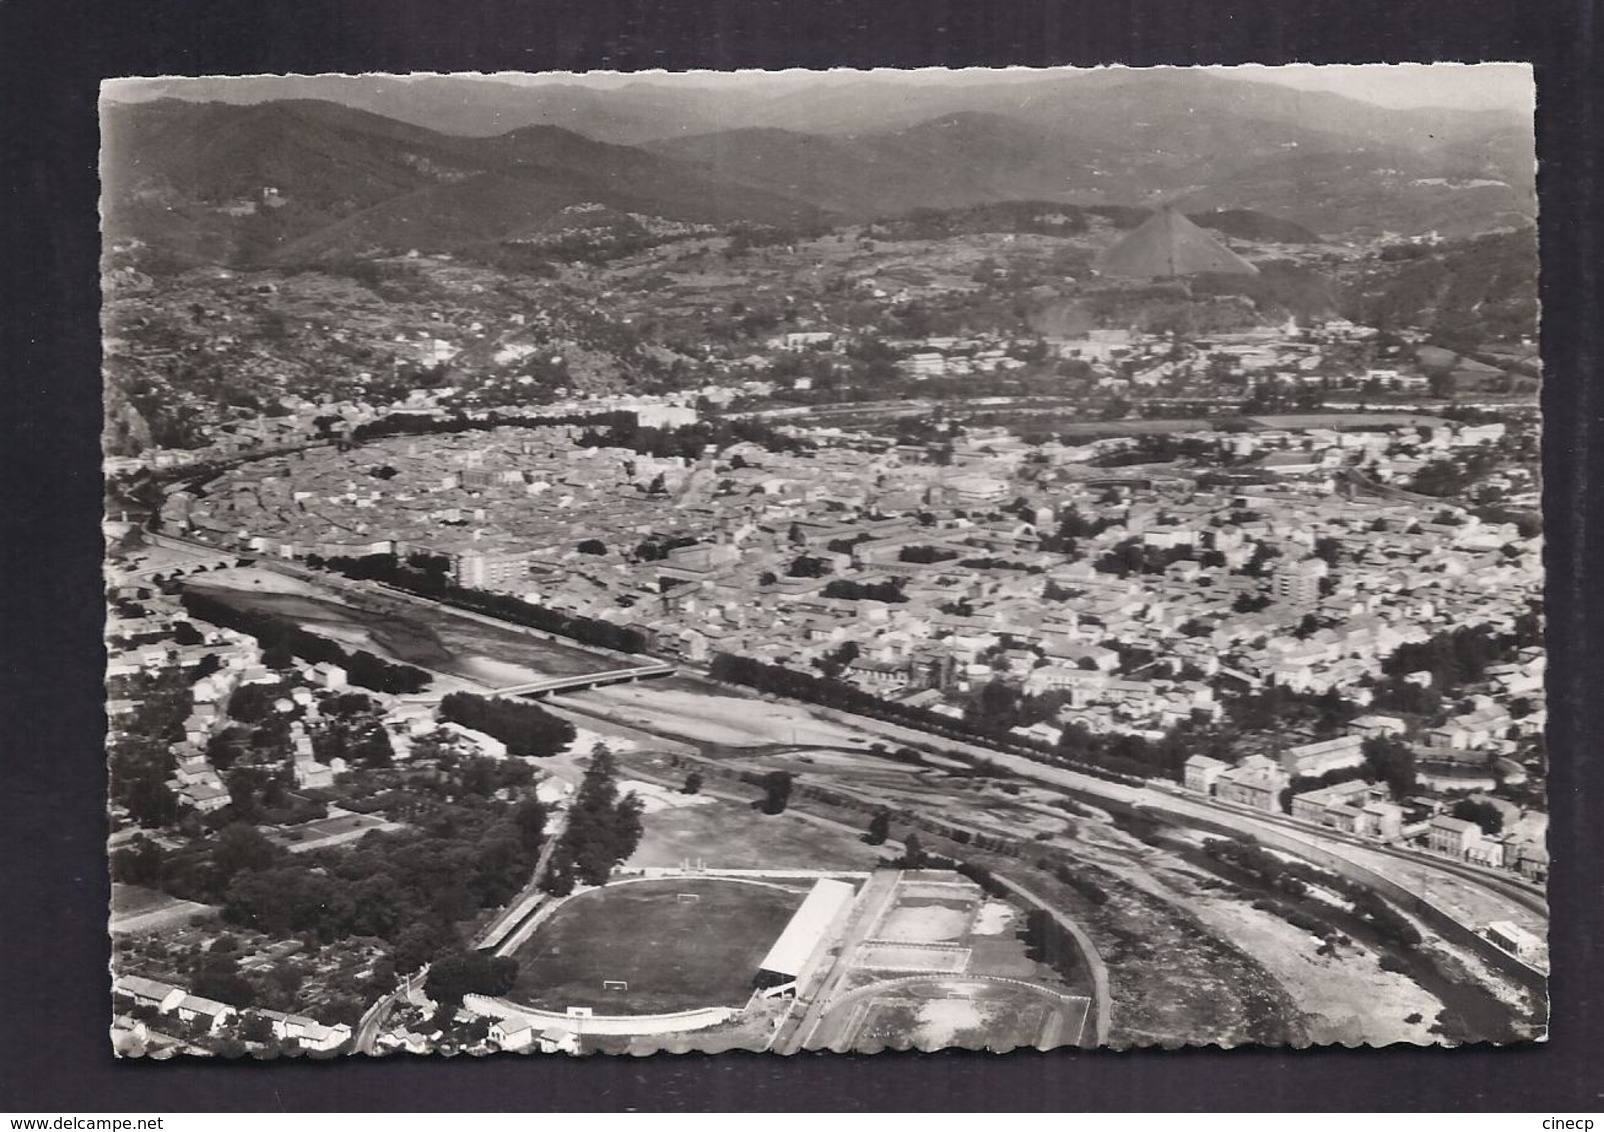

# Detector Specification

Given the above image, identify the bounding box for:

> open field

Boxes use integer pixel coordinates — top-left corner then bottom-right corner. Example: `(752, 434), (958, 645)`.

(875, 901), (974, 944)
(506, 878), (806, 1015)
(111, 884), (178, 917)
(565, 680), (877, 749)
(626, 795), (883, 872)
(110, 884), (218, 935)
(189, 568), (613, 684)
(109, 540), (240, 581)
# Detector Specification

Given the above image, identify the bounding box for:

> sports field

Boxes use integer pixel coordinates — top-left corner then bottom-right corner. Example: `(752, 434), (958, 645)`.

(506, 878), (806, 1015)
(820, 978), (1089, 1052)
(853, 943), (972, 973)
(875, 900), (975, 943)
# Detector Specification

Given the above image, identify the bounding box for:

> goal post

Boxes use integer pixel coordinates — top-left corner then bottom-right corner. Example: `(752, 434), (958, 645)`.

(602, 980), (629, 992)
(676, 892), (702, 904)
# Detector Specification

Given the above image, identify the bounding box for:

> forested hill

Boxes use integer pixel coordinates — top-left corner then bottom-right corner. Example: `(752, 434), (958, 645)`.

(1346, 229), (1539, 348)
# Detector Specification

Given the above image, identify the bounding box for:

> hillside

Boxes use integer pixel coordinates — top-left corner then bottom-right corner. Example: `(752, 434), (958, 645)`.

(1188, 209), (1321, 244)
(101, 100), (825, 269)
(104, 71), (1535, 240)
(1169, 145), (1534, 239)
(1345, 229), (1539, 348)
(650, 114), (1110, 221)
(655, 103), (1530, 237)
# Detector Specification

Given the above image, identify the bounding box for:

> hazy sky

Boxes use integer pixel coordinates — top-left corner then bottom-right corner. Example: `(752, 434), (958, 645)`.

(1227, 63), (1533, 112)
(109, 62), (1534, 116)
(491, 63), (1534, 112)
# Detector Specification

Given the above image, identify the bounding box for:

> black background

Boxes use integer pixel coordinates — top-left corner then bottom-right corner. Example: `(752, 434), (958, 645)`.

(2, 0), (1600, 1112)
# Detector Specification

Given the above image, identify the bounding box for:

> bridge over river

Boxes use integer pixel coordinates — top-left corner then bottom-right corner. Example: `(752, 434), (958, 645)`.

(495, 661), (675, 698)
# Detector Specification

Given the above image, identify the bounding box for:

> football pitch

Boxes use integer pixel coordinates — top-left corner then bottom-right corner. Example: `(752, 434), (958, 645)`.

(506, 878), (806, 1015)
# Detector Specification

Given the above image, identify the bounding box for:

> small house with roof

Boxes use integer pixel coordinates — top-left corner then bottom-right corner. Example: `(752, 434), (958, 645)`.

(113, 974), (184, 1014)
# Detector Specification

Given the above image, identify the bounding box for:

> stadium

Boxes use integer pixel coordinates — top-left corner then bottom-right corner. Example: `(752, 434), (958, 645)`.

(497, 874), (862, 1022)
(467, 868), (1092, 1051)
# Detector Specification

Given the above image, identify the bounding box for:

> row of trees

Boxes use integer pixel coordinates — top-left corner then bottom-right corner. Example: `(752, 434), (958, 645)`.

(710, 651), (994, 745)
(349, 409), (635, 445)
(897, 544), (959, 564)
(437, 692), (576, 759)
(574, 417), (814, 461)
(312, 556), (649, 656)
(108, 666), (194, 827)
(179, 590), (431, 695)
(822, 577), (908, 603)
(541, 748), (644, 895)
(707, 651), (1155, 783)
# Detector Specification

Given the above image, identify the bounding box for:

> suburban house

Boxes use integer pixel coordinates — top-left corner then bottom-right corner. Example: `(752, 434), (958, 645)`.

(1281, 734), (1366, 778)
(1427, 815), (1484, 859)
(1358, 800), (1406, 841)
(488, 1016), (579, 1054)
(175, 993), (238, 1033)
(1182, 754), (1230, 795)
(489, 1015), (536, 1051)
(1214, 755), (1288, 812)
(113, 974), (185, 1015)
(1347, 714), (1407, 739)
(1289, 778), (1375, 827)
(1466, 835), (1507, 869)
(258, 1008), (353, 1052)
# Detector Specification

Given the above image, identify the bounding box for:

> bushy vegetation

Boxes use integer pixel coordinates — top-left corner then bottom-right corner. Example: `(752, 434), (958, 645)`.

(574, 417), (814, 460)
(758, 771), (793, 815)
(1382, 624), (1516, 691)
(437, 692), (576, 759)
(107, 666), (193, 827)
(1020, 907), (1088, 985)
(821, 577), (908, 603)
(425, 949), (520, 1010)
(1350, 229), (1538, 349)
(873, 201), (1093, 241)
(1202, 836), (1421, 949)
(708, 651), (1176, 783)
(350, 409), (634, 445)
(1048, 861), (1110, 906)
(1283, 736), (1418, 801)
(180, 589), (431, 694)
(213, 791), (549, 974)
(311, 555), (648, 655)
(1450, 798), (1505, 835)
(897, 544), (959, 564)
(540, 748), (645, 896)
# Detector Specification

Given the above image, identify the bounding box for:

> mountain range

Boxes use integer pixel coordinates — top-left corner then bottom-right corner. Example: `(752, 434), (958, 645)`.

(101, 71), (1535, 267)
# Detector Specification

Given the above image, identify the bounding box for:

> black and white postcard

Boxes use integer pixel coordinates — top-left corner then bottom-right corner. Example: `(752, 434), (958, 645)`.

(98, 65), (1545, 1058)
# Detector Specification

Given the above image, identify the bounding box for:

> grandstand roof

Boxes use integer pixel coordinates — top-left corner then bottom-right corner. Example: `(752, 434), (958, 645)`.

(757, 878), (856, 980)
(1099, 206), (1259, 279)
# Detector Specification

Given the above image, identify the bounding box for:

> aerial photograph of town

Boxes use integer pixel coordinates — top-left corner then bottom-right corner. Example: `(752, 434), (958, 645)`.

(98, 65), (1545, 1057)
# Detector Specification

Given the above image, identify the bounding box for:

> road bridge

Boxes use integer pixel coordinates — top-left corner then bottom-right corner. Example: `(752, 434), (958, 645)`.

(496, 662), (674, 698)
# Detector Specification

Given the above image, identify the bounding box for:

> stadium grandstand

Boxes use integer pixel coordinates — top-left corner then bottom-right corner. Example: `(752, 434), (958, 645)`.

(753, 878), (856, 994)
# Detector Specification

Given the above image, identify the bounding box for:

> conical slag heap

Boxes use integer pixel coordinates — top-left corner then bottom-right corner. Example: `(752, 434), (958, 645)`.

(1099, 206), (1259, 278)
